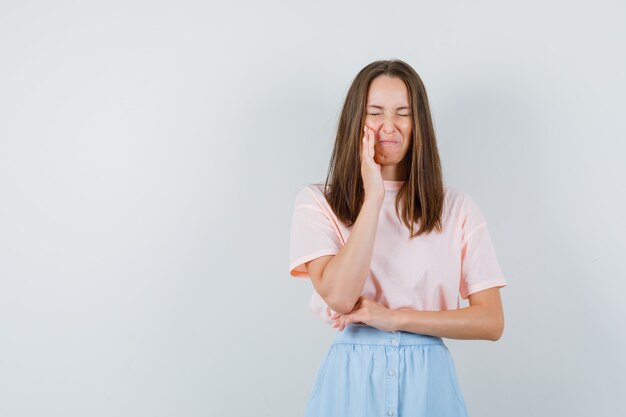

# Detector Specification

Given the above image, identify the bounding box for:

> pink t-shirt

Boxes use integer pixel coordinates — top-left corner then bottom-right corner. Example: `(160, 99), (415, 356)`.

(288, 180), (508, 324)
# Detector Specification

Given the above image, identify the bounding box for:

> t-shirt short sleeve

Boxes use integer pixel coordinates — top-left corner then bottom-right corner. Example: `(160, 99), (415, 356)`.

(289, 186), (343, 278)
(459, 193), (508, 299)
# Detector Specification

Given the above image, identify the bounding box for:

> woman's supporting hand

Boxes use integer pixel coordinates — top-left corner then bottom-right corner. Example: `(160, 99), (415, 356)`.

(327, 288), (506, 341)
(328, 296), (399, 332)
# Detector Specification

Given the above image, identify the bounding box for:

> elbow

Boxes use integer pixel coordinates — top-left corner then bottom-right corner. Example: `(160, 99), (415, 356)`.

(487, 315), (505, 341)
(332, 301), (357, 315)
(321, 291), (357, 315)
(317, 273), (359, 315)
(325, 296), (357, 315)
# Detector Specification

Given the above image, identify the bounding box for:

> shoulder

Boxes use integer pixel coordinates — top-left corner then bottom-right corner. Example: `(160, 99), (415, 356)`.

(443, 185), (486, 225)
(444, 185), (469, 212)
(444, 186), (491, 240)
(293, 182), (332, 209)
(444, 185), (479, 210)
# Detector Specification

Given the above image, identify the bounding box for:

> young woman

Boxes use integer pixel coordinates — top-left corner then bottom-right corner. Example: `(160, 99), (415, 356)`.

(289, 59), (507, 417)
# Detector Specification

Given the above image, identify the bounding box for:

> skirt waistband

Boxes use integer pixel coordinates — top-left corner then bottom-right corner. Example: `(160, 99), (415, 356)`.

(332, 323), (444, 347)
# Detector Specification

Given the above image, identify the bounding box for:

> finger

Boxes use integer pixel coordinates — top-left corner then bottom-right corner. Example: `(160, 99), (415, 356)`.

(339, 316), (346, 331)
(367, 126), (376, 159)
(361, 126), (368, 160)
(326, 307), (331, 317)
(363, 126), (368, 157)
(342, 317), (351, 330)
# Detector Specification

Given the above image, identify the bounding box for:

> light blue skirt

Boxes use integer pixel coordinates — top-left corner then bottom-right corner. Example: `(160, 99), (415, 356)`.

(304, 323), (469, 417)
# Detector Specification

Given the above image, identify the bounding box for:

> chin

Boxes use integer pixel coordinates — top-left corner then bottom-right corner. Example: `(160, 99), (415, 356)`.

(376, 153), (402, 163)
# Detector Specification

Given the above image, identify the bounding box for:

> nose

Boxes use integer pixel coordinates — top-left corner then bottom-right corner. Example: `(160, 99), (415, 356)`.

(380, 113), (396, 134)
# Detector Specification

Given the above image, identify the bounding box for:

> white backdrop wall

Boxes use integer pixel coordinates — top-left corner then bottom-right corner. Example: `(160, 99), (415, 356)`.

(1, 1), (624, 416)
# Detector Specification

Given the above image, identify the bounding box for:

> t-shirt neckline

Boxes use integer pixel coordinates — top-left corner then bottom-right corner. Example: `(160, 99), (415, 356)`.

(383, 180), (405, 190)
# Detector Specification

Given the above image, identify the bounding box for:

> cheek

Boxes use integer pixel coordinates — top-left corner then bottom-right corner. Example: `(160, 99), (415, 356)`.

(401, 123), (413, 149)
(365, 116), (383, 129)
(401, 123), (412, 138)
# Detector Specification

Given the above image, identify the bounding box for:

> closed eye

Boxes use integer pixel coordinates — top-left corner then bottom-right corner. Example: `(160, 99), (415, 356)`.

(367, 112), (411, 117)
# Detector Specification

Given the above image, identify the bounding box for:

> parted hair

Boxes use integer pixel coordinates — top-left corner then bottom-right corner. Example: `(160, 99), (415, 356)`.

(323, 59), (445, 238)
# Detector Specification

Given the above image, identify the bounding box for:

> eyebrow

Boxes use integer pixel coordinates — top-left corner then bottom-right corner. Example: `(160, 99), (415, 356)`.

(367, 105), (411, 110)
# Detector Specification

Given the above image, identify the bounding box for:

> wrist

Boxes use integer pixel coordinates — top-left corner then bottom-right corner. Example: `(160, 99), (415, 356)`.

(392, 309), (407, 332)
(363, 196), (384, 209)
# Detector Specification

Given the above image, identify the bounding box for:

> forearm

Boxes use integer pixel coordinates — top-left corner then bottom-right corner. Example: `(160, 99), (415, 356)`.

(321, 198), (383, 314)
(393, 305), (504, 341)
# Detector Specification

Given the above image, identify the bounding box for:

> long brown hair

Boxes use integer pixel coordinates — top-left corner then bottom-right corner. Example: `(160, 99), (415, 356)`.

(323, 59), (445, 238)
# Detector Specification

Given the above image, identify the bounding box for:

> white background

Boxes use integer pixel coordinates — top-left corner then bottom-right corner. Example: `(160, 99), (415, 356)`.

(1, 1), (624, 416)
